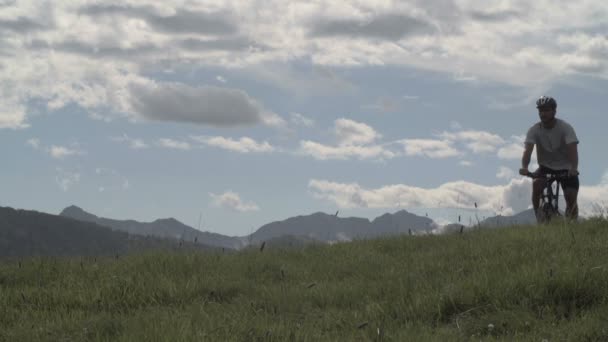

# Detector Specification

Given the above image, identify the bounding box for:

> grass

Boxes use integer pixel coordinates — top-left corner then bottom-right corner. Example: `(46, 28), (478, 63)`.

(2, 219), (608, 341)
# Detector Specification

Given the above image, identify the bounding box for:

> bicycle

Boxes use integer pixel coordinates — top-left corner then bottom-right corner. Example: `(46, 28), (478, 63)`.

(524, 170), (572, 224)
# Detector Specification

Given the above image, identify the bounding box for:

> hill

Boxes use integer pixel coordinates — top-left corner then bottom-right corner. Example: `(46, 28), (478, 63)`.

(479, 208), (537, 227)
(248, 210), (435, 244)
(4, 218), (606, 340)
(60, 205), (242, 250)
(0, 206), (217, 257)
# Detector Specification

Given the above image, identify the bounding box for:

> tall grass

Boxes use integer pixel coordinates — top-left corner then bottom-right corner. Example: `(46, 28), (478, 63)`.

(2, 219), (608, 341)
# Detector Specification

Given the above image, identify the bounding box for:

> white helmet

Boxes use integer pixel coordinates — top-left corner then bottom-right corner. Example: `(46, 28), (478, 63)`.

(536, 96), (557, 109)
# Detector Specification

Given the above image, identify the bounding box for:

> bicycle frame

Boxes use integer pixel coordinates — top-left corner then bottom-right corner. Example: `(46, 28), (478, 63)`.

(538, 174), (562, 223)
(526, 171), (569, 224)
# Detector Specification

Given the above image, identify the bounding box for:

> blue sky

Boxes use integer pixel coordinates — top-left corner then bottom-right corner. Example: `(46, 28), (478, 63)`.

(2, 1), (608, 236)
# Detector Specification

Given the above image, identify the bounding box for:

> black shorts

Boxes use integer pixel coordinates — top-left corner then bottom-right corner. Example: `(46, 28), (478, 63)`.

(536, 165), (580, 191)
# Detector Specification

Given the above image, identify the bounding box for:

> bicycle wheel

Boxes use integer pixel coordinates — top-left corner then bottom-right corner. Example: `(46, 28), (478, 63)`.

(542, 202), (558, 223)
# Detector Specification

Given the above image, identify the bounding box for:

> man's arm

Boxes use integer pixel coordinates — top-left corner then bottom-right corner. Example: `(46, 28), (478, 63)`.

(567, 143), (578, 175)
(519, 143), (534, 175)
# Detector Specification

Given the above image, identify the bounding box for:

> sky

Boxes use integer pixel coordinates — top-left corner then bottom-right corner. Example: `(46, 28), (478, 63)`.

(2, 0), (608, 236)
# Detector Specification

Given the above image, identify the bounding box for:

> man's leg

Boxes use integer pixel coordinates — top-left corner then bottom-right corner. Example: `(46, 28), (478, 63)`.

(532, 178), (545, 223)
(563, 187), (579, 221)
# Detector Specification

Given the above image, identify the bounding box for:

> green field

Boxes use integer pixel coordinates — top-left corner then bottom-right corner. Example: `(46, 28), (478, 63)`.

(2, 219), (608, 341)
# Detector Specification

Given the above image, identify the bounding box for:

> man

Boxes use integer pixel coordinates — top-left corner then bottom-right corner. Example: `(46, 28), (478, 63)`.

(519, 96), (580, 222)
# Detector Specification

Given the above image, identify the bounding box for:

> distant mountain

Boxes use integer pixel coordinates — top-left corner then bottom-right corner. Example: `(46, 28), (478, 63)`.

(371, 210), (435, 235)
(248, 210), (435, 244)
(60, 206), (242, 250)
(479, 209), (537, 228)
(0, 206), (215, 258)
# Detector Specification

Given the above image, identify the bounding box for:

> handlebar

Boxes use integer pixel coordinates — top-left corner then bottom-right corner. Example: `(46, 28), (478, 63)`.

(522, 170), (576, 181)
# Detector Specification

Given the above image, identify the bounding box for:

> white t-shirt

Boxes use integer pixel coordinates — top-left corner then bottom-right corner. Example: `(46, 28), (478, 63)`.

(525, 118), (579, 170)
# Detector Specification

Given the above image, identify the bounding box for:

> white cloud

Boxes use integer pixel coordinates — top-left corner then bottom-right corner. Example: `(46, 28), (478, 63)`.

(496, 166), (515, 180)
(299, 118), (395, 160)
(110, 134), (149, 149)
(2, 1), (607, 131)
(460, 160), (473, 167)
(290, 112), (315, 127)
(55, 168), (80, 192)
(209, 191), (260, 212)
(450, 121), (463, 130)
(335, 118), (380, 146)
(49, 146), (80, 159)
(300, 140), (396, 160)
(157, 138), (191, 150)
(0, 102), (28, 129)
(308, 178), (532, 215)
(216, 75), (227, 83)
(27, 139), (84, 159)
(497, 143), (523, 160)
(399, 139), (461, 158)
(89, 112), (113, 122)
(192, 135), (275, 153)
(310, 172), (608, 219)
(94, 167), (130, 192)
(439, 130), (506, 153)
(26, 138), (40, 149)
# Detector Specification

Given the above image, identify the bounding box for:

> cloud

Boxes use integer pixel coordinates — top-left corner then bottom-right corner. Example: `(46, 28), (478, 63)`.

(310, 172), (608, 219)
(79, 5), (238, 35)
(300, 140), (396, 160)
(362, 97), (399, 113)
(3, 1), (608, 131)
(209, 191), (260, 212)
(308, 178), (532, 214)
(110, 135), (149, 149)
(290, 112), (315, 127)
(496, 166), (515, 180)
(49, 145), (81, 159)
(129, 81), (282, 128)
(335, 118), (380, 146)
(439, 130), (505, 153)
(157, 138), (191, 150)
(398, 139), (461, 158)
(0, 102), (28, 129)
(498, 143), (523, 160)
(216, 75), (227, 83)
(192, 136), (275, 153)
(460, 160), (473, 167)
(27, 139), (84, 159)
(469, 9), (522, 22)
(310, 13), (436, 41)
(178, 37), (266, 52)
(143, 9), (238, 35)
(0, 16), (50, 32)
(95, 167), (130, 192)
(26, 138), (40, 149)
(299, 118), (395, 160)
(55, 168), (80, 192)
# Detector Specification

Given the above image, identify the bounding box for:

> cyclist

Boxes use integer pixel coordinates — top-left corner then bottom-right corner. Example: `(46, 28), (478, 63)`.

(518, 96), (580, 222)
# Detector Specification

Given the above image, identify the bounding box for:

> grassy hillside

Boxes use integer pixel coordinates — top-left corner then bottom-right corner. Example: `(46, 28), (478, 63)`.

(2, 219), (608, 341)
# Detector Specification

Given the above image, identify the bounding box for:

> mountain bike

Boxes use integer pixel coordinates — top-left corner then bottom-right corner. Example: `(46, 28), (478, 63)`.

(524, 170), (572, 224)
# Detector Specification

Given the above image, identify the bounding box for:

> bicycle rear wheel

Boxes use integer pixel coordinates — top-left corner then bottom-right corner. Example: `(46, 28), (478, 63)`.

(537, 201), (558, 224)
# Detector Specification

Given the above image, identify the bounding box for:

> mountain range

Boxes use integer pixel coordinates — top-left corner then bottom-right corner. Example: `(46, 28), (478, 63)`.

(60, 206), (438, 248)
(60, 205), (242, 250)
(1, 204), (539, 257)
(0, 206), (217, 258)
